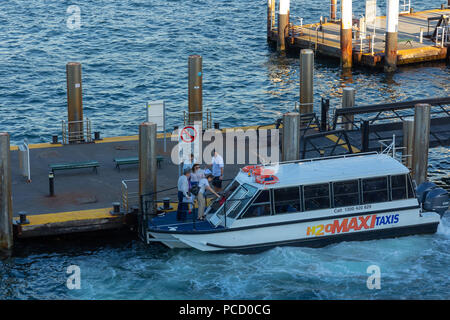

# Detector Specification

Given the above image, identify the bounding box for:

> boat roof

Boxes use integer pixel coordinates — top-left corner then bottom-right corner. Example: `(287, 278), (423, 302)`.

(236, 153), (409, 189)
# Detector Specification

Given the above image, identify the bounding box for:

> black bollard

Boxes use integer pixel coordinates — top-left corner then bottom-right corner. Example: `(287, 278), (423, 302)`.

(48, 172), (55, 196)
(361, 120), (370, 153)
(321, 98), (330, 132)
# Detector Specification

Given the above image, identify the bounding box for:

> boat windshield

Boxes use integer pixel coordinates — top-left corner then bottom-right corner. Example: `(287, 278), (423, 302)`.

(215, 183), (258, 219)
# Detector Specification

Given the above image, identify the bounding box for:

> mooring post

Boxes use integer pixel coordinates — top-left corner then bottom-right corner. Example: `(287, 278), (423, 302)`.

(66, 62), (84, 143)
(282, 112), (300, 161)
(320, 98), (330, 131)
(300, 49), (314, 115)
(139, 122), (157, 216)
(277, 0), (290, 52)
(361, 120), (370, 152)
(0, 132), (13, 251)
(330, 0), (337, 21)
(412, 104), (431, 185)
(340, 0), (353, 69)
(385, 0), (399, 72)
(342, 87), (356, 130)
(188, 55), (203, 124)
(267, 0), (275, 41)
(402, 119), (414, 169)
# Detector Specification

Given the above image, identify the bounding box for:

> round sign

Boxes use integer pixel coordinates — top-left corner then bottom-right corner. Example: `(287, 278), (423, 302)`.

(180, 126), (197, 143)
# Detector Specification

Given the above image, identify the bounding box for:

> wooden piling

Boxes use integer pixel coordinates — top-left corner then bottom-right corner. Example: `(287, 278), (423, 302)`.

(188, 55), (203, 124)
(340, 0), (353, 69)
(402, 119), (414, 169)
(66, 62), (84, 143)
(0, 133), (13, 251)
(330, 0), (337, 21)
(385, 0), (399, 72)
(300, 49), (314, 114)
(412, 104), (431, 185)
(139, 122), (157, 214)
(282, 112), (300, 161)
(277, 0), (290, 52)
(267, 0), (275, 41)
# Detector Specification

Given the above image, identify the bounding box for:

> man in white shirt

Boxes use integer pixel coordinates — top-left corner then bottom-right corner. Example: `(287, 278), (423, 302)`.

(211, 150), (224, 192)
(182, 153), (195, 172)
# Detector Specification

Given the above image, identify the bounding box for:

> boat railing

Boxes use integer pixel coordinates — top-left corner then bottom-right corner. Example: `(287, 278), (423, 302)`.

(258, 150), (379, 168)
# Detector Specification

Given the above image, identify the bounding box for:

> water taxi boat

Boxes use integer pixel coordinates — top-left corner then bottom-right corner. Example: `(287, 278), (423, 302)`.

(145, 151), (448, 252)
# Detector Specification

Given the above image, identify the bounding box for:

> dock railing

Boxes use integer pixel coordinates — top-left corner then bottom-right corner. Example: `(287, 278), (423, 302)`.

(400, 0), (411, 14)
(61, 118), (92, 144)
(183, 109), (212, 129)
(332, 97), (450, 131)
(121, 179), (139, 213)
(436, 26), (450, 47)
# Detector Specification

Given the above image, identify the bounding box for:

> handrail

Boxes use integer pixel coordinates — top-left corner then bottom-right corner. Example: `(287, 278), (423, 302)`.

(183, 109), (213, 129)
(121, 179), (139, 213)
(259, 149), (379, 168)
(61, 118), (93, 144)
(334, 96), (450, 117)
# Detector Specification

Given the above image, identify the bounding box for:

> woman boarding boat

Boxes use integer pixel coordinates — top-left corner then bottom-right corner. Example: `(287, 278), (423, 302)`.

(145, 151), (448, 252)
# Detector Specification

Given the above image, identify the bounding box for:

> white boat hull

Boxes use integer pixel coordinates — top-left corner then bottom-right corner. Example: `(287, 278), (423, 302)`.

(148, 209), (441, 252)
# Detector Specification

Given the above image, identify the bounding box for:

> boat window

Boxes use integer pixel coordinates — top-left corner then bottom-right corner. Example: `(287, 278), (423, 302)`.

(208, 179), (241, 215)
(391, 175), (407, 200)
(240, 190), (272, 219)
(362, 177), (388, 204)
(224, 184), (258, 219)
(304, 183), (330, 211)
(333, 180), (360, 207)
(407, 174), (415, 199)
(273, 187), (301, 214)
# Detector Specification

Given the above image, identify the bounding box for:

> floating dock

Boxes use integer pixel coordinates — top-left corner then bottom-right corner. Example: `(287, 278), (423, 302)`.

(268, 4), (450, 68)
(8, 103), (450, 240)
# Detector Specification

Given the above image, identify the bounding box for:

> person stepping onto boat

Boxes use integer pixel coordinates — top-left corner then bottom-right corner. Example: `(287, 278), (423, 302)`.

(177, 168), (191, 221)
(197, 169), (220, 221)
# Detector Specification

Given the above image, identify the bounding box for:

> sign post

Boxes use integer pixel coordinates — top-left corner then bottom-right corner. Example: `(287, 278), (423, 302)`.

(178, 124), (201, 176)
(146, 100), (166, 152)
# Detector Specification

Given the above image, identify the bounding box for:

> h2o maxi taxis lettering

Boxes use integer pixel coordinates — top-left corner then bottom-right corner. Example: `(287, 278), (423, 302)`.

(306, 214), (400, 237)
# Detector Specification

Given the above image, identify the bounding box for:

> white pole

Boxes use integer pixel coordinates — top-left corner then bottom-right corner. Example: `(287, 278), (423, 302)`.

(386, 0), (399, 34)
(279, 0), (290, 15)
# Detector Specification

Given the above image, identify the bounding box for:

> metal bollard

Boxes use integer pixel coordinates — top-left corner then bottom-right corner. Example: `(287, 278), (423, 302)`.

(361, 120), (370, 152)
(49, 172), (55, 196)
(52, 135), (59, 144)
(320, 98), (330, 132)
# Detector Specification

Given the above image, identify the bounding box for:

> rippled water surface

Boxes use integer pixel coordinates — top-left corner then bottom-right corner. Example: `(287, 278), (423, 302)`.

(0, 0), (449, 299)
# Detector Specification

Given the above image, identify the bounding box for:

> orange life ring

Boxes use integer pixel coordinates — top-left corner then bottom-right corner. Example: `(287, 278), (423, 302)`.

(252, 167), (275, 176)
(255, 175), (279, 185)
(242, 165), (261, 173)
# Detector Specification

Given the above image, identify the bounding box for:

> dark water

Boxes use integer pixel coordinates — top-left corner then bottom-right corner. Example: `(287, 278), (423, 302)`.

(0, 0), (449, 299)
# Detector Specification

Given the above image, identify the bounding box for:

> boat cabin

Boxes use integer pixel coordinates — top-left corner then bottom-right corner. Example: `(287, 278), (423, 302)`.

(207, 153), (416, 228)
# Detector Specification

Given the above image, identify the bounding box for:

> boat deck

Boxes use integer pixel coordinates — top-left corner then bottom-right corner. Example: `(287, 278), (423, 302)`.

(149, 211), (223, 232)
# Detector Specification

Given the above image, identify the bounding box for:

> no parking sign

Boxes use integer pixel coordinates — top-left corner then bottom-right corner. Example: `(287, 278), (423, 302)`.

(178, 124), (201, 166)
